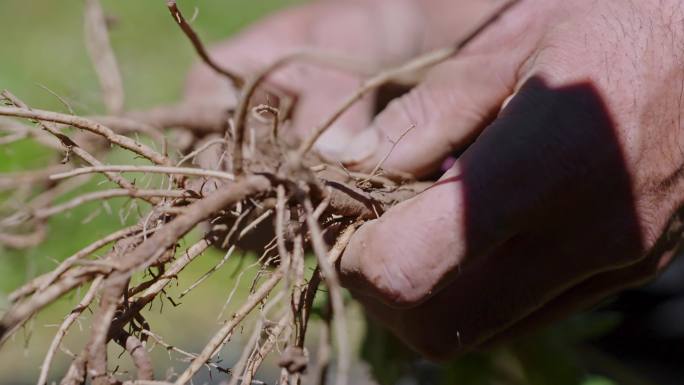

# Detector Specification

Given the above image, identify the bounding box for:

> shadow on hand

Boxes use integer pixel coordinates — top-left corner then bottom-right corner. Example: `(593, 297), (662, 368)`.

(360, 75), (657, 361)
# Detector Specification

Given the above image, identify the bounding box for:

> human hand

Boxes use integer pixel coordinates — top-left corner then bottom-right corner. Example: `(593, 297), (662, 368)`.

(183, 0), (497, 159)
(182, 0), (497, 248)
(339, 0), (684, 359)
(186, 0), (684, 360)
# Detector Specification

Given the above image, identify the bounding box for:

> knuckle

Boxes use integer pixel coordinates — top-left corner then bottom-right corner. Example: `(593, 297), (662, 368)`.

(353, 225), (434, 308)
(635, 198), (684, 275)
(359, 250), (430, 308)
(381, 87), (432, 130)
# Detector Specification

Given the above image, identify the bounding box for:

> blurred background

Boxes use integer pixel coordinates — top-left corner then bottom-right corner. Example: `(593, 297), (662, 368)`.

(0, 1), (682, 384)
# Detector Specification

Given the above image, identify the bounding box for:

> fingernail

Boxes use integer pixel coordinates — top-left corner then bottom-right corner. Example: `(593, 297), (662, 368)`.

(340, 128), (382, 164)
(314, 124), (354, 161)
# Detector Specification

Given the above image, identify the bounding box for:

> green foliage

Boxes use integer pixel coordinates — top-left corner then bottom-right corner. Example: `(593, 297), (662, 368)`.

(580, 376), (618, 385)
(361, 313), (625, 385)
(0, 0), (301, 381)
(361, 316), (418, 385)
(0, 0), (302, 291)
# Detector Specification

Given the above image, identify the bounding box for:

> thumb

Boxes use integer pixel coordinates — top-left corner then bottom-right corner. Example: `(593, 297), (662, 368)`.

(337, 47), (530, 307)
(341, 53), (519, 177)
(339, 162), (515, 308)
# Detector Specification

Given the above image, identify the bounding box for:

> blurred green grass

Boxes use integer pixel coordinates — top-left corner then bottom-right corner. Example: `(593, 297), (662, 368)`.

(0, 1), (306, 383)
(0, 0), (301, 290)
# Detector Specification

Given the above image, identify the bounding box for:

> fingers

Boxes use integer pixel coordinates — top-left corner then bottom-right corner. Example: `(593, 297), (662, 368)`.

(338, 66), (536, 308)
(338, 0), (548, 177)
(184, 25), (377, 137)
(340, 167), (476, 308)
(350, 236), (654, 361)
(479, 250), (668, 350)
(340, 54), (520, 177)
(337, 4), (542, 305)
(340, 73), (647, 357)
(182, 1), (426, 157)
(182, 0), (544, 162)
(346, 214), (657, 360)
(284, 69), (376, 159)
(479, 213), (682, 349)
